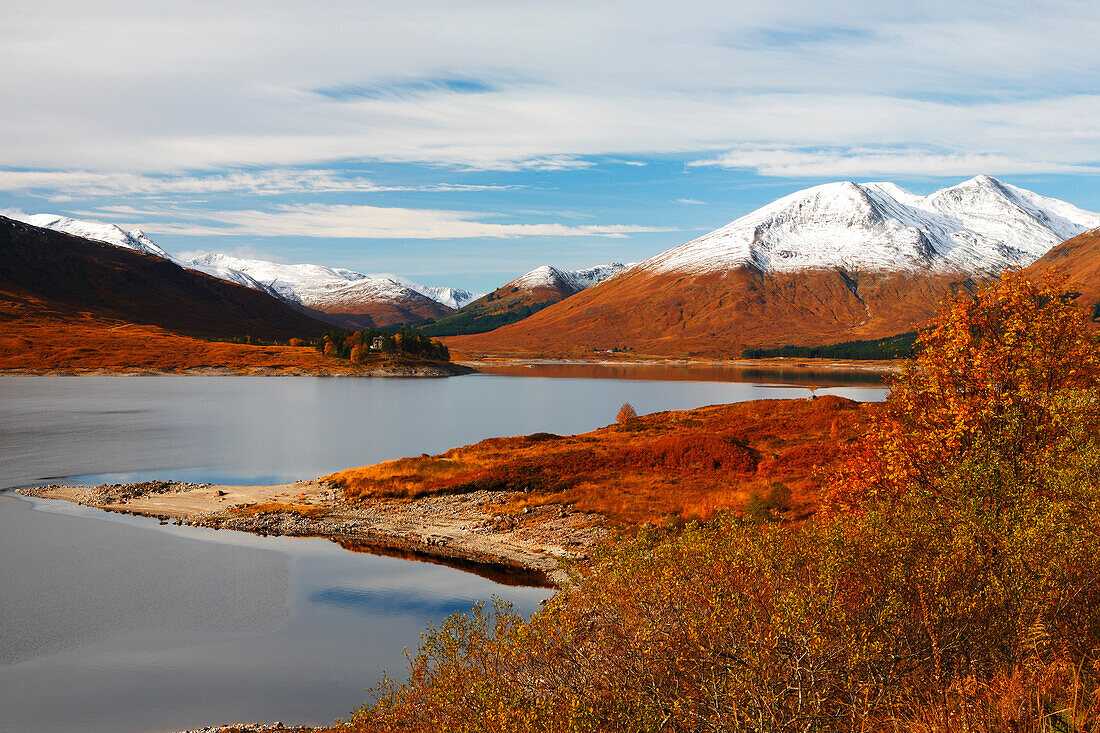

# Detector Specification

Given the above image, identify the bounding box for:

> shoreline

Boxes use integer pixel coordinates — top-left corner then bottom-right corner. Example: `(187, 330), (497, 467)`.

(456, 355), (902, 373)
(0, 362), (476, 378)
(18, 479), (601, 587)
(0, 357), (897, 378)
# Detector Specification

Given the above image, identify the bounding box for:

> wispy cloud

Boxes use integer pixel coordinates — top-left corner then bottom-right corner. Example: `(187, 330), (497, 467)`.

(0, 169), (525, 198)
(741, 25), (875, 49)
(690, 146), (1100, 178)
(3, 3), (1098, 176)
(674, 198), (706, 205)
(313, 76), (496, 101)
(80, 203), (677, 240)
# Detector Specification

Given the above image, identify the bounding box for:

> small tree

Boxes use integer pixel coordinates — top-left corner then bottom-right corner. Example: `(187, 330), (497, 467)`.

(617, 403), (638, 425)
(833, 269), (1100, 513)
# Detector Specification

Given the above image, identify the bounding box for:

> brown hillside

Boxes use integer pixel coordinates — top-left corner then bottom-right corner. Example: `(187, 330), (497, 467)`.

(447, 266), (977, 358)
(315, 293), (454, 330)
(0, 282), (364, 373)
(0, 215), (330, 340)
(1026, 228), (1100, 318)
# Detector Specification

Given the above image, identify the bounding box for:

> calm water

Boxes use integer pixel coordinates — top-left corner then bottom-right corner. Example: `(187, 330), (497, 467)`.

(0, 372), (886, 733)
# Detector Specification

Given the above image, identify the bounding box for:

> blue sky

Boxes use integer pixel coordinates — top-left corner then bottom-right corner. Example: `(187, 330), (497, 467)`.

(3, 1), (1100, 292)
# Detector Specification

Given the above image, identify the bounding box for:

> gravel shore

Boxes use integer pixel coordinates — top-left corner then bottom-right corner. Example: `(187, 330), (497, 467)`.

(20, 477), (602, 587)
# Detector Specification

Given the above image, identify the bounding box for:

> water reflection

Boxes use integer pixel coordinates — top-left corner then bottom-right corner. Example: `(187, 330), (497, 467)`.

(473, 361), (889, 386)
(310, 587), (483, 617)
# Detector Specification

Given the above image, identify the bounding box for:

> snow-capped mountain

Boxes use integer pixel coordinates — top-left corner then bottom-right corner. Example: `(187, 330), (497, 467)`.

(183, 253), (455, 327)
(382, 277), (480, 309)
(510, 262), (631, 293)
(643, 176), (1100, 277)
(448, 176), (1100, 358)
(18, 213), (473, 326)
(23, 214), (173, 260)
(185, 255), (474, 315)
(417, 262), (632, 337)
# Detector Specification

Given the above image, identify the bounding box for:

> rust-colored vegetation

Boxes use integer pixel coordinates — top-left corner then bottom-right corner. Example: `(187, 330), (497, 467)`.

(327, 394), (872, 524)
(0, 284), (415, 374)
(228, 502), (326, 518)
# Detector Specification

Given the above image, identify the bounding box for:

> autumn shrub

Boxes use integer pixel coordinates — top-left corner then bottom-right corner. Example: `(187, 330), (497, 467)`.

(616, 402), (638, 425)
(629, 433), (757, 473)
(344, 447), (1100, 732)
(342, 272), (1100, 732)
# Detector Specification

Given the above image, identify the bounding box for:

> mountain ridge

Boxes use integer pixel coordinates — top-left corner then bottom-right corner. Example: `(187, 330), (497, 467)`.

(0, 215), (331, 341)
(447, 177), (1099, 358)
(420, 262), (630, 337)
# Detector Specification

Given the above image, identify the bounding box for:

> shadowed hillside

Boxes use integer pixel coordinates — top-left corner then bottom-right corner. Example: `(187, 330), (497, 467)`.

(0, 215), (330, 341)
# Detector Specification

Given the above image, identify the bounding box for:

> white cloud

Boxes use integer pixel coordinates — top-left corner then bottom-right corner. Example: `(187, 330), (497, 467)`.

(80, 203), (677, 240)
(675, 198), (706, 205)
(0, 2), (1098, 176)
(690, 147), (1100, 178)
(0, 169), (523, 197)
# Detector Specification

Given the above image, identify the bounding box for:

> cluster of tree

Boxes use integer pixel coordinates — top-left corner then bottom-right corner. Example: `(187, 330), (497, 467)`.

(342, 273), (1100, 732)
(314, 327), (449, 363)
(417, 301), (556, 337)
(741, 331), (919, 360)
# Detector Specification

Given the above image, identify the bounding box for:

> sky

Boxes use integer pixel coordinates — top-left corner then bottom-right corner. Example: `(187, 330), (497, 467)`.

(3, 0), (1100, 292)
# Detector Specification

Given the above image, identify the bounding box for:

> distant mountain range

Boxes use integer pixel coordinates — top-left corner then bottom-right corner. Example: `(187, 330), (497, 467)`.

(10, 176), (1100, 361)
(15, 211), (630, 334)
(447, 176), (1100, 357)
(0, 215), (330, 341)
(17, 214), (482, 329)
(419, 262), (630, 336)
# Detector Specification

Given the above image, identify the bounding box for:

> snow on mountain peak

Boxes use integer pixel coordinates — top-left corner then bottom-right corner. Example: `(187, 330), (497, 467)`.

(17, 213), (477, 314)
(642, 176), (1100, 277)
(511, 262), (632, 293)
(22, 214), (173, 260)
(377, 275), (481, 309)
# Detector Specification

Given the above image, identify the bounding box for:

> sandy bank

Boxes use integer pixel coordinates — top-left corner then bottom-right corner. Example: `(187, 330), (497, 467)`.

(19, 478), (600, 587)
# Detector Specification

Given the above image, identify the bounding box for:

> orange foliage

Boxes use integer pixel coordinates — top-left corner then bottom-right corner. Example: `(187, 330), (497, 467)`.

(228, 502), (325, 518)
(627, 434), (757, 473)
(830, 270), (1100, 511)
(328, 395), (873, 524)
(616, 402), (637, 425)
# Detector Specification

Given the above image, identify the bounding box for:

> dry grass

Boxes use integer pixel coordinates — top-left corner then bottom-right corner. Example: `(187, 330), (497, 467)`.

(326, 395), (873, 524)
(227, 502), (326, 518)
